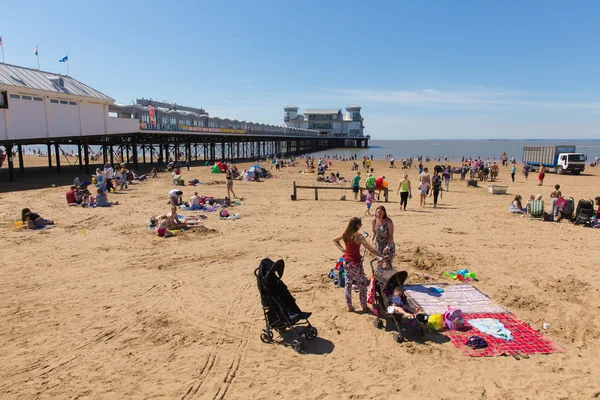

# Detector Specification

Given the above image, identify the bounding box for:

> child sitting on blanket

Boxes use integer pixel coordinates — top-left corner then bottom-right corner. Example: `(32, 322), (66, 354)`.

(388, 287), (420, 319)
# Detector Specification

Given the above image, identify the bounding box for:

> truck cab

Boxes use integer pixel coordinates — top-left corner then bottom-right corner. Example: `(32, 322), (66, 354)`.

(556, 153), (586, 175)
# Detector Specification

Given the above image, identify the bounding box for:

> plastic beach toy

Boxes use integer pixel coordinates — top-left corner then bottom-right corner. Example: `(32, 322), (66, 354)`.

(13, 221), (23, 229)
(429, 286), (444, 293)
(443, 271), (457, 280)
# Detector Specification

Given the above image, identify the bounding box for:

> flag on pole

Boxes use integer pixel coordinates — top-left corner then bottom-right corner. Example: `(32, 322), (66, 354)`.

(34, 46), (38, 55)
(59, 55), (68, 62)
(0, 36), (3, 46)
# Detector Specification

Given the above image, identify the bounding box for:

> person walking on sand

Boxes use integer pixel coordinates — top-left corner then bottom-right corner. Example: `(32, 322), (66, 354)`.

(538, 165), (547, 186)
(352, 171), (361, 201)
(523, 163), (531, 181)
(397, 173), (412, 211)
(511, 164), (517, 183)
(333, 217), (386, 313)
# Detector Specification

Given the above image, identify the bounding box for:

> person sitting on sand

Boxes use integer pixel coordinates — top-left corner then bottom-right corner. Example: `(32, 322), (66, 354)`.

(66, 185), (77, 205)
(509, 195), (525, 214)
(96, 189), (119, 207)
(189, 192), (202, 210)
(82, 190), (95, 207)
(156, 216), (175, 238)
(21, 208), (54, 229)
(166, 205), (202, 230)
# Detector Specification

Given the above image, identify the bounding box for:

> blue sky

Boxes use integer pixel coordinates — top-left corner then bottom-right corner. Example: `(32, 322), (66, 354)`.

(1, 0), (599, 139)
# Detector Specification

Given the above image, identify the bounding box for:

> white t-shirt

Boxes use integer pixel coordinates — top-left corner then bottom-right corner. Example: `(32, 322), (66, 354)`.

(106, 167), (114, 179)
(169, 189), (180, 199)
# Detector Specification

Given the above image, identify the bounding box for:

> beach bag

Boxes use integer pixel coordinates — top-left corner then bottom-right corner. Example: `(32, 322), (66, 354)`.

(442, 306), (464, 330)
(427, 313), (444, 331)
(367, 277), (376, 305)
(220, 210), (230, 218)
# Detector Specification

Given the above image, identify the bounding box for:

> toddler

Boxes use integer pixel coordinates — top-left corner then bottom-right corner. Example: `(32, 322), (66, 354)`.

(365, 189), (374, 216)
(387, 287), (419, 319)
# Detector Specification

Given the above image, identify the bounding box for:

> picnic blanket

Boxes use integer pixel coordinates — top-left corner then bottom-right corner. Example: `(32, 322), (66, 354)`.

(404, 284), (508, 314)
(444, 313), (564, 357)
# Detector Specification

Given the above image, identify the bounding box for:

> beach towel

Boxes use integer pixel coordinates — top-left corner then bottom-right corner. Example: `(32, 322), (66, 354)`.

(468, 318), (513, 340)
(443, 313), (564, 357)
(404, 284), (508, 314)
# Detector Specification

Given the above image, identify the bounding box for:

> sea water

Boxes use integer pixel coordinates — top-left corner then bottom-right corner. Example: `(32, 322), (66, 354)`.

(309, 139), (600, 161)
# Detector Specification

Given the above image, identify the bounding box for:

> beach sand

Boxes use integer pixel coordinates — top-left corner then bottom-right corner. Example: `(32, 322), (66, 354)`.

(1, 156), (599, 399)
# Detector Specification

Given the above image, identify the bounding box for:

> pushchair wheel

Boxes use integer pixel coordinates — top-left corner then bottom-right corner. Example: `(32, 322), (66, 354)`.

(373, 318), (384, 329)
(291, 339), (303, 353)
(393, 332), (404, 343)
(305, 327), (318, 340)
(260, 330), (274, 344)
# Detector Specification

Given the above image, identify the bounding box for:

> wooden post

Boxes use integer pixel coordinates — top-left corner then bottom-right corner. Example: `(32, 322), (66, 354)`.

(384, 188), (389, 203)
(7, 144), (15, 182)
(17, 144), (24, 173)
(315, 188), (318, 200)
(291, 181), (297, 200)
(54, 143), (61, 173)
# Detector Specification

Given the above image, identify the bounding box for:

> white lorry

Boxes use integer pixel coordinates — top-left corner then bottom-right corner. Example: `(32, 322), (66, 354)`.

(522, 145), (586, 175)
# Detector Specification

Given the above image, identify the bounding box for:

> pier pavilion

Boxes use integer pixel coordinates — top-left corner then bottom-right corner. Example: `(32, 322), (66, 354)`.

(0, 63), (368, 182)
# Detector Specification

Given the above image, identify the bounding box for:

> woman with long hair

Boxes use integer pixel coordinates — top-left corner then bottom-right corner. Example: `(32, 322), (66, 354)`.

(371, 205), (396, 268)
(333, 217), (386, 313)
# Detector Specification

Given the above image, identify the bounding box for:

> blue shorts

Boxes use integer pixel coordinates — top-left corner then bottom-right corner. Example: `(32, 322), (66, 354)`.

(367, 203), (372, 209)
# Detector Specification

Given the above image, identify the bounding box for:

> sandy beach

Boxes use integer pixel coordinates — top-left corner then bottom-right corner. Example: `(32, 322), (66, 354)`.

(1, 155), (599, 399)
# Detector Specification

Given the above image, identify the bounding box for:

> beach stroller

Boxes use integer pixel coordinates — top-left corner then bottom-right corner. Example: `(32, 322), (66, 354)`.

(369, 259), (427, 343)
(255, 258), (317, 353)
(556, 197), (575, 222)
(574, 199), (595, 226)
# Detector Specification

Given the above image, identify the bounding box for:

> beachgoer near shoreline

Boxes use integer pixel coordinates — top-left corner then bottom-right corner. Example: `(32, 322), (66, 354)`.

(21, 208), (54, 229)
(511, 164), (517, 183)
(333, 217), (385, 313)
(430, 173), (442, 208)
(397, 173), (412, 211)
(538, 165), (547, 186)
(523, 163), (531, 180)
(371, 205), (395, 268)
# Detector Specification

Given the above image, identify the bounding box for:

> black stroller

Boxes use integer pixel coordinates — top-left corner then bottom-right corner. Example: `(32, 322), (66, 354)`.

(255, 258), (317, 352)
(369, 259), (427, 343)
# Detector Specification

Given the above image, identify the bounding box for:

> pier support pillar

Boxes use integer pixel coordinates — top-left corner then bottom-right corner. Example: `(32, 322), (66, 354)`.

(54, 143), (61, 174)
(47, 143), (53, 169)
(78, 143), (83, 169)
(7, 144), (15, 182)
(17, 144), (24, 173)
(84, 141), (90, 175)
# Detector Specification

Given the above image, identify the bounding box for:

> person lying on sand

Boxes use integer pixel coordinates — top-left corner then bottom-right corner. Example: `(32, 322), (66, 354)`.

(21, 208), (54, 229)
(156, 217), (175, 238)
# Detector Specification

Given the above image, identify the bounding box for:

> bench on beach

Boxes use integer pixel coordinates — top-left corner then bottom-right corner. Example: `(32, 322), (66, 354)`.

(291, 181), (389, 202)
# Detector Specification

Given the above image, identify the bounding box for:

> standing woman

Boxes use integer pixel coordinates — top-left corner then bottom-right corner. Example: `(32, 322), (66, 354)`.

(511, 164), (517, 183)
(226, 168), (236, 199)
(397, 173), (412, 211)
(538, 165), (547, 186)
(371, 205), (396, 268)
(333, 217), (385, 313)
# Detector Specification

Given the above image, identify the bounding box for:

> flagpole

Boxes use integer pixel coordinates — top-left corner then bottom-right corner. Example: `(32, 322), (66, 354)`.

(36, 45), (40, 70)
(66, 55), (69, 76)
(1, 36), (4, 63)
